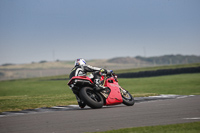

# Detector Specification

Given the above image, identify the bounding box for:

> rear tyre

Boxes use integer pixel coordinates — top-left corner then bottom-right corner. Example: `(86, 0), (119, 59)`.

(121, 89), (135, 106)
(79, 87), (104, 109)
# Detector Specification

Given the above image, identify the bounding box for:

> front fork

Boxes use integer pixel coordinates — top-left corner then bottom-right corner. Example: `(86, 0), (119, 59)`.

(119, 86), (128, 95)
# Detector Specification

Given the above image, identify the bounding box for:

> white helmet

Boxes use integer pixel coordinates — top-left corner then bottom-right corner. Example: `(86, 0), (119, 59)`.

(75, 58), (86, 66)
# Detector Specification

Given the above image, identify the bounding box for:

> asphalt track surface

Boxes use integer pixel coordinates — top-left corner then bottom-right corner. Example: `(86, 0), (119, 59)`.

(0, 95), (200, 133)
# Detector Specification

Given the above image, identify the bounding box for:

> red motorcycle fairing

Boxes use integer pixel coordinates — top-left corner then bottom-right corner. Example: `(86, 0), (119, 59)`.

(104, 77), (123, 105)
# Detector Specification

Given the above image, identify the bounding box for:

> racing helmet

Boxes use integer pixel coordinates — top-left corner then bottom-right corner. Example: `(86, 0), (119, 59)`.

(75, 58), (86, 66)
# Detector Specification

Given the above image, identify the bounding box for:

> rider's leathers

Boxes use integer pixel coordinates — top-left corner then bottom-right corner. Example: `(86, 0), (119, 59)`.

(69, 65), (102, 79)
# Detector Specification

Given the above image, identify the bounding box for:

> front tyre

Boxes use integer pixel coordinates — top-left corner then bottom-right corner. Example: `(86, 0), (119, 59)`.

(79, 87), (104, 109)
(121, 89), (135, 106)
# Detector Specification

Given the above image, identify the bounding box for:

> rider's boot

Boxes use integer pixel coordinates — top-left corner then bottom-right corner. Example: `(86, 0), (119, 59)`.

(94, 78), (108, 91)
(95, 84), (108, 91)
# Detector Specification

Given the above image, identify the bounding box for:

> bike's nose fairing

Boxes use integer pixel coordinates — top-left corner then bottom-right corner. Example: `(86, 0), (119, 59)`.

(104, 78), (123, 105)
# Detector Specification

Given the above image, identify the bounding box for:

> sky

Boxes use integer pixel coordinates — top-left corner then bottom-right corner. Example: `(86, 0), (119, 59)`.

(0, 0), (200, 65)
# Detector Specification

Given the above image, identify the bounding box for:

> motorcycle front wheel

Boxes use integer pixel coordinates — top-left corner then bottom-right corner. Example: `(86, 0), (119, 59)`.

(79, 87), (104, 109)
(121, 89), (135, 106)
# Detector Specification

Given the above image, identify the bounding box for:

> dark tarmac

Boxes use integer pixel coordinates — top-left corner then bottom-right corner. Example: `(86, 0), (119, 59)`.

(0, 95), (200, 133)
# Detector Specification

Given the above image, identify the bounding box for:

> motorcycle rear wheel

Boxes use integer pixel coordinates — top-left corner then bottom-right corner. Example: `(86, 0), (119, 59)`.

(79, 87), (104, 109)
(121, 90), (135, 106)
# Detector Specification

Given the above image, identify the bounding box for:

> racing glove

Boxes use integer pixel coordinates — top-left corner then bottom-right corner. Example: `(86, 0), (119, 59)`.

(100, 69), (107, 74)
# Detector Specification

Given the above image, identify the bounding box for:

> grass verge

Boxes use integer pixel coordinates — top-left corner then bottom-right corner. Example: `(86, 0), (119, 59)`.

(92, 122), (200, 133)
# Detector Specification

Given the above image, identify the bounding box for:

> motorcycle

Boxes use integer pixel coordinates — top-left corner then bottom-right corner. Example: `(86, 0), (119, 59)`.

(67, 72), (135, 109)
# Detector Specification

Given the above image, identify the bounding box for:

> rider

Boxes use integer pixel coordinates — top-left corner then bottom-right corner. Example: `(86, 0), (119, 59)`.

(69, 58), (110, 91)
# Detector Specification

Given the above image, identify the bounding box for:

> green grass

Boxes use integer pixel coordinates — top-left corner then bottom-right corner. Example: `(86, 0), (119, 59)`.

(118, 73), (200, 95)
(0, 73), (200, 112)
(92, 122), (200, 133)
(0, 76), (76, 112)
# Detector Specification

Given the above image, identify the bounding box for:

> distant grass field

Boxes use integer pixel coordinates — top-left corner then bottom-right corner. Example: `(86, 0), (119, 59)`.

(93, 122), (200, 133)
(115, 63), (200, 73)
(0, 72), (200, 113)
